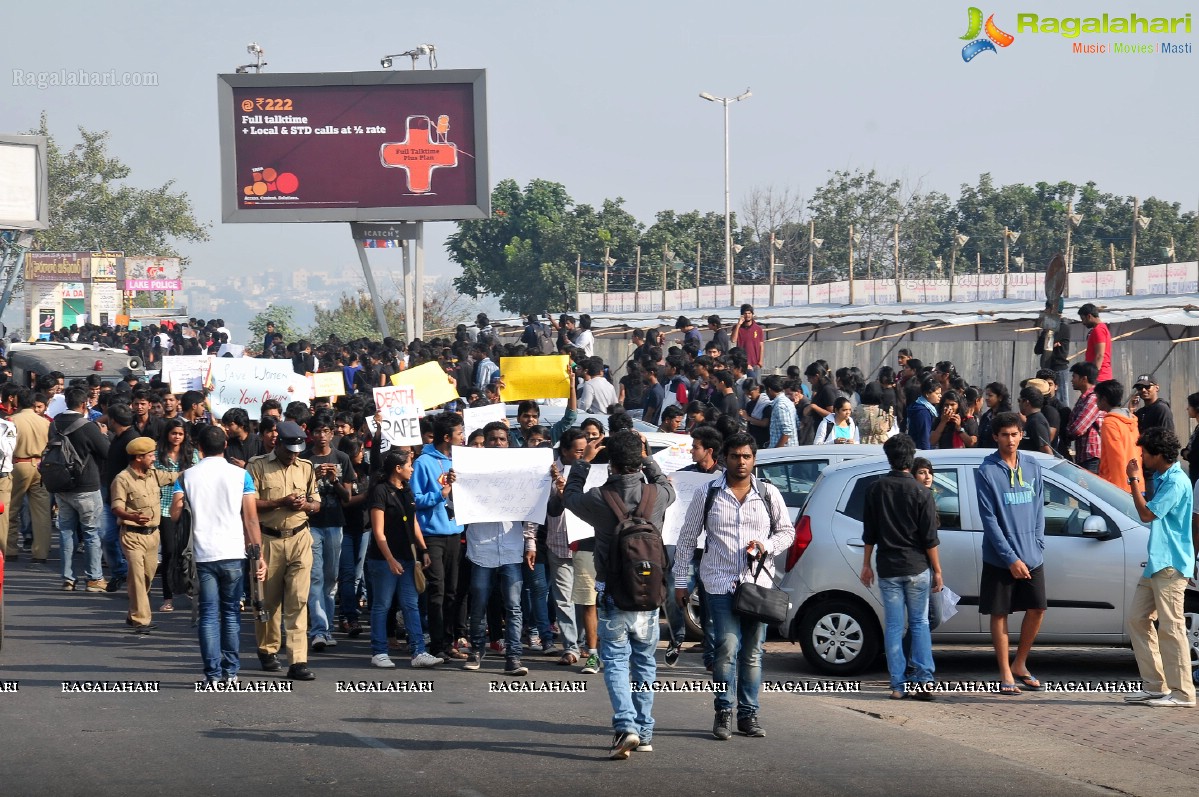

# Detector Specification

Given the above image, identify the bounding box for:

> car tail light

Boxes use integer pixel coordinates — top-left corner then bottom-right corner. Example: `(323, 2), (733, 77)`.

(785, 515), (812, 572)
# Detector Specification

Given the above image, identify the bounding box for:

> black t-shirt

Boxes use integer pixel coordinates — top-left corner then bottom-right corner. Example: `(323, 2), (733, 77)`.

(1135, 400), (1174, 433)
(620, 374), (646, 409)
(225, 434), (264, 465)
(306, 449), (353, 528)
(1041, 402), (1060, 443)
(366, 481), (416, 560)
(718, 391), (741, 421)
(103, 428), (140, 488)
(343, 466), (370, 536)
(812, 381), (838, 413)
(1019, 411), (1053, 452)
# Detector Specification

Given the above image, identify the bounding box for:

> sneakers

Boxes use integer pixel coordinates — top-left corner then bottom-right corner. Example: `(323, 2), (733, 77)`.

(1146, 694), (1196, 707)
(61, 581), (76, 592)
(463, 650), (485, 671)
(1124, 689), (1170, 703)
(540, 643), (560, 657)
(311, 638), (327, 652)
(664, 644), (681, 668)
(608, 731), (640, 760)
(635, 740), (653, 753)
(488, 640), (506, 655)
(712, 709), (733, 741)
(581, 652), (601, 675)
(411, 652), (444, 669)
(504, 657), (528, 676)
(105, 577), (125, 593)
(527, 634), (543, 653)
(324, 636), (338, 648)
(85, 579), (108, 593)
(737, 714), (766, 737)
(371, 654), (397, 669)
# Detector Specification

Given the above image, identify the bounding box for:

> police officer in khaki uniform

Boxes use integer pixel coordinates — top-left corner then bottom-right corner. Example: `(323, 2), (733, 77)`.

(248, 420), (320, 680)
(6, 388), (51, 562)
(109, 437), (179, 632)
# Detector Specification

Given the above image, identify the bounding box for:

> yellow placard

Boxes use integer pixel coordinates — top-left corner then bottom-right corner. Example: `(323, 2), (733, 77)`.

(311, 371), (346, 398)
(390, 361), (460, 409)
(499, 355), (570, 402)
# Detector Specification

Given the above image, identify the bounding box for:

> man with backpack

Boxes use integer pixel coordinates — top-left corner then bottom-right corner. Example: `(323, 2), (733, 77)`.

(520, 313), (556, 355)
(46, 388), (110, 592)
(563, 430), (676, 760)
(674, 432), (793, 741)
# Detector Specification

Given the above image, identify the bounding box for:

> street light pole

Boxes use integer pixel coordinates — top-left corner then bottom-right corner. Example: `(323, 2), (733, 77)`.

(699, 88), (751, 288)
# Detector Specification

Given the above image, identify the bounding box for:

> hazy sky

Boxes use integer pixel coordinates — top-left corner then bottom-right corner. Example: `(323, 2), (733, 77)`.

(4, 0), (1197, 292)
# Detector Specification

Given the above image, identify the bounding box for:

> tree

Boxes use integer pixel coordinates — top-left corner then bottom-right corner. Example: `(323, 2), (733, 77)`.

(309, 293), (405, 343)
(248, 303), (299, 350)
(25, 114), (209, 304)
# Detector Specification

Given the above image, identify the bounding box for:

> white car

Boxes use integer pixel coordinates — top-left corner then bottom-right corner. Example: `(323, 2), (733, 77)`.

(778, 449), (1199, 677)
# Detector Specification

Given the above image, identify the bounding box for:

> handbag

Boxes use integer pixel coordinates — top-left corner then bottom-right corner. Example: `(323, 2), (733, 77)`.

(410, 544), (427, 593)
(732, 552), (789, 625)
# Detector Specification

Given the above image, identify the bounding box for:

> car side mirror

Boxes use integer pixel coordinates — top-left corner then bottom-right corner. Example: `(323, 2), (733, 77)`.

(1081, 515), (1111, 538)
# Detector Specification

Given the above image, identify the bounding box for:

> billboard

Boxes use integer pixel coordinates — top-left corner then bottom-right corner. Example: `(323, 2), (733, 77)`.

(123, 256), (182, 291)
(217, 70), (489, 223)
(0, 134), (49, 230)
(25, 252), (89, 281)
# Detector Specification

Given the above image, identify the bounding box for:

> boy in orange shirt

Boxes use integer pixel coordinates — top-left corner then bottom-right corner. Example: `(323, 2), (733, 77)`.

(1094, 380), (1139, 492)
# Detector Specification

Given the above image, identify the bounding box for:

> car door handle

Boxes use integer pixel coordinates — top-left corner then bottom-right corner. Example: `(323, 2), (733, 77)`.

(847, 538), (865, 548)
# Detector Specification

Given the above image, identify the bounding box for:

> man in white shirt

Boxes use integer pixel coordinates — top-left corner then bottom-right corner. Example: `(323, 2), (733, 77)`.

(578, 361), (617, 414)
(171, 425), (265, 687)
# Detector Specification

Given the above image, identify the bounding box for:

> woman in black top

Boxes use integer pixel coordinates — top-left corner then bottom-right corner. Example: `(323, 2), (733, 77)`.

(975, 382), (1011, 449)
(337, 436), (371, 636)
(365, 449), (441, 669)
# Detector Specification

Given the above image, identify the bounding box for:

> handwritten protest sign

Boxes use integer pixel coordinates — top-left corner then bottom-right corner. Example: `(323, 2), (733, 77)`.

(499, 355), (570, 402)
(217, 344), (245, 358)
(564, 465), (612, 543)
(372, 385), (422, 446)
(207, 359), (306, 421)
(390, 361), (459, 409)
(662, 471), (721, 546)
(450, 445), (553, 525)
(463, 403), (507, 438)
(161, 355), (212, 394)
(652, 435), (696, 474)
(311, 371), (346, 398)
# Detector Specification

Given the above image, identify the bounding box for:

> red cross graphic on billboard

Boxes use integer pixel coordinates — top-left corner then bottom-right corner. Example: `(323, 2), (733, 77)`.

(379, 115), (458, 194)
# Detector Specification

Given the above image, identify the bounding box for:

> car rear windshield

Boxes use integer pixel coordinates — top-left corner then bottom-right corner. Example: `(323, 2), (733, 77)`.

(1050, 461), (1141, 526)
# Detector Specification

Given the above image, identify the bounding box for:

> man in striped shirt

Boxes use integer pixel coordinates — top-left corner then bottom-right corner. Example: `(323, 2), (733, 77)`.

(1067, 362), (1103, 473)
(674, 432), (794, 741)
(765, 376), (796, 447)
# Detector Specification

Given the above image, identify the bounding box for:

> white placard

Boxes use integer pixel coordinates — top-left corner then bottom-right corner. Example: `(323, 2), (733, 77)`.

(463, 403), (507, 438)
(372, 385), (422, 447)
(564, 465), (612, 543)
(451, 445), (553, 525)
(652, 435), (695, 474)
(208, 359), (306, 421)
(663, 472), (721, 546)
(161, 355), (212, 394)
(217, 344), (245, 358)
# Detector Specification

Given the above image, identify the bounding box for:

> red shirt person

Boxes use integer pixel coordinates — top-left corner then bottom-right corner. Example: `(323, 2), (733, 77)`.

(730, 304), (765, 373)
(1079, 303), (1112, 383)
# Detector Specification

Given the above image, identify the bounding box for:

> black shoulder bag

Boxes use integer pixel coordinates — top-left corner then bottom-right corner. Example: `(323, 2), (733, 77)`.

(731, 480), (789, 626)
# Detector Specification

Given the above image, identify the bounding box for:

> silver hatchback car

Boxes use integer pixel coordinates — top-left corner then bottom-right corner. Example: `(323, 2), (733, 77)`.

(776, 449), (1199, 676)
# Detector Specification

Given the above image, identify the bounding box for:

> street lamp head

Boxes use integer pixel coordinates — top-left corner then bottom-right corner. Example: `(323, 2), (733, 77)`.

(735, 88), (752, 101)
(699, 92), (717, 102)
(1068, 213), (1083, 227)
(1137, 215), (1151, 230)
(954, 233), (970, 247)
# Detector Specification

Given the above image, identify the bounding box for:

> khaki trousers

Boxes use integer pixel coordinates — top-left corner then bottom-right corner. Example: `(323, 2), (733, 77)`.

(119, 530), (160, 626)
(254, 530), (313, 664)
(0, 474), (12, 556)
(7, 463), (52, 558)
(1127, 567), (1196, 701)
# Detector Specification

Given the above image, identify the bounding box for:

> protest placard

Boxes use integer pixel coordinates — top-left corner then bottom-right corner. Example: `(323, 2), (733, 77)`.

(161, 355), (212, 394)
(390, 361), (459, 409)
(463, 403), (507, 438)
(564, 465), (612, 543)
(652, 435), (696, 474)
(217, 344), (245, 358)
(450, 445), (553, 525)
(372, 385), (422, 446)
(311, 371), (346, 398)
(662, 471), (722, 546)
(499, 355), (570, 402)
(207, 359), (305, 421)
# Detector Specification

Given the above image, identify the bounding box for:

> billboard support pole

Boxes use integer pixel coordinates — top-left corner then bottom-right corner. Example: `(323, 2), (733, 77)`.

(414, 222), (425, 340)
(352, 229), (391, 339)
(402, 239), (415, 342)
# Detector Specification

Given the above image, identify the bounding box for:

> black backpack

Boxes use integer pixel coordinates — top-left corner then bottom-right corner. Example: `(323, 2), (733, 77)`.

(39, 416), (91, 493)
(599, 483), (668, 611)
(166, 472), (198, 601)
(535, 323), (556, 355)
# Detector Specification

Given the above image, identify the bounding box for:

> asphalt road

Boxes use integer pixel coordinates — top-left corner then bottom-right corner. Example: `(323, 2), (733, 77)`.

(0, 561), (1129, 797)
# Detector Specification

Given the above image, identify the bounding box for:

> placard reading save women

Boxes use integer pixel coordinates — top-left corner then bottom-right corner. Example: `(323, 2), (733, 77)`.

(207, 359), (309, 421)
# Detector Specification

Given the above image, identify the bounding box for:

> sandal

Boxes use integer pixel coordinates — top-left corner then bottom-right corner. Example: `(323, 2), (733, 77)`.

(159, 600), (174, 612)
(889, 690), (907, 700)
(999, 683), (1021, 696)
(1013, 673), (1043, 691)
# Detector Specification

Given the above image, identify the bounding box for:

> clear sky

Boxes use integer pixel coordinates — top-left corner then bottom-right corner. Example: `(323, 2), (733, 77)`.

(4, 0), (1197, 290)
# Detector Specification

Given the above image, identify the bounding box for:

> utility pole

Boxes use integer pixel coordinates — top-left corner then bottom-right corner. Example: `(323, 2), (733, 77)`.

(695, 242), (702, 308)
(1128, 196), (1139, 295)
(1003, 225), (1010, 299)
(633, 246), (641, 313)
(661, 246), (668, 311)
(807, 219), (815, 288)
(848, 223), (855, 304)
(768, 231), (776, 307)
(893, 223), (901, 302)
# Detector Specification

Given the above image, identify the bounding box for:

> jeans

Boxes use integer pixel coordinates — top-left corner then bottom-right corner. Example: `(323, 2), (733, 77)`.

(338, 530), (369, 621)
(98, 485), (127, 579)
(57, 490), (104, 583)
(197, 560), (246, 681)
(308, 525), (343, 642)
(424, 534), (462, 654)
(546, 549), (579, 655)
(902, 584), (943, 662)
(707, 592), (766, 717)
(521, 557), (553, 646)
(1056, 369), (1070, 406)
(880, 569), (934, 692)
(598, 599), (659, 739)
(366, 558), (424, 657)
(469, 561), (524, 658)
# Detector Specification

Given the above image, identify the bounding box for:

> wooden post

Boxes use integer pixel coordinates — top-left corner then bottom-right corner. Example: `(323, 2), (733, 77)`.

(848, 224), (858, 304)
(893, 222), (901, 302)
(976, 251), (982, 301)
(602, 246), (610, 306)
(661, 246), (668, 311)
(1109, 242), (1116, 271)
(575, 254), (581, 312)
(633, 246), (641, 313)
(949, 239), (957, 302)
(695, 242), (701, 308)
(807, 219), (815, 288)
(768, 231), (776, 307)
(1003, 225), (1010, 299)
(1127, 197), (1138, 295)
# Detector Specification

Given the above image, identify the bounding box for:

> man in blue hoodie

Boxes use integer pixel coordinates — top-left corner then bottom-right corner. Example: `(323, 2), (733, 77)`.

(976, 411), (1047, 696)
(411, 412), (465, 661)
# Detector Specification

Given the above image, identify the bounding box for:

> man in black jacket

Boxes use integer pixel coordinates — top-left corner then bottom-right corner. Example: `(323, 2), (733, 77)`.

(563, 431), (675, 760)
(98, 402), (136, 593)
(55, 387), (111, 592)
